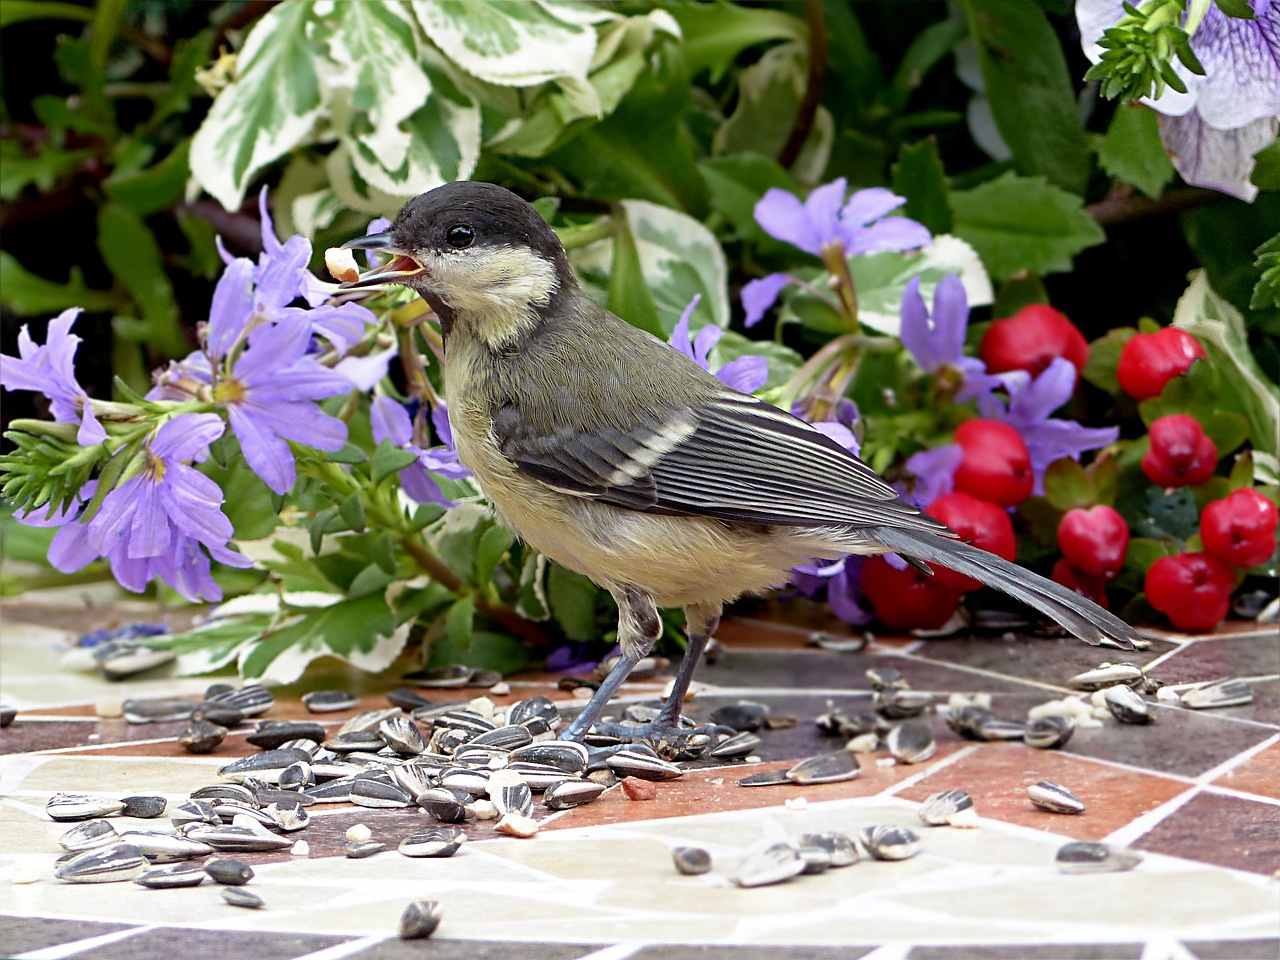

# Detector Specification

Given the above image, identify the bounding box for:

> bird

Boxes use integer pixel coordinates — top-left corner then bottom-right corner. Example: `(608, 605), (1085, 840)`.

(340, 180), (1138, 743)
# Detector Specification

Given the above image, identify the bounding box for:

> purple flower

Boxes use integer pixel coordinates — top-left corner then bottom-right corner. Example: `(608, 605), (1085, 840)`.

(898, 275), (1008, 403)
(59, 414), (252, 602)
(905, 444), (964, 506)
(790, 556), (874, 626)
(15, 482), (101, 575)
(1079, 0), (1280, 200)
(978, 358), (1120, 493)
(546, 642), (612, 675)
(370, 396), (471, 507)
(670, 296), (768, 394)
(745, 181), (932, 325)
(793, 397), (862, 457)
(0, 308), (105, 445)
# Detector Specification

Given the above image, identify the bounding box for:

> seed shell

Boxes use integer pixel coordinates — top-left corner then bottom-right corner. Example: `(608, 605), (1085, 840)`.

(1024, 715), (1076, 750)
(730, 842), (805, 888)
(222, 887), (264, 909)
(1027, 780), (1085, 814)
(54, 843), (147, 883)
(860, 824), (921, 861)
(400, 899), (442, 939)
(672, 846), (711, 875)
(786, 750), (860, 785)
(134, 863), (207, 889)
(1056, 840), (1142, 874)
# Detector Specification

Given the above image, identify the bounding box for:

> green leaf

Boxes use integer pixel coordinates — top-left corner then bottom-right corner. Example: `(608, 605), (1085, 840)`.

(324, 444), (368, 464)
(891, 139), (952, 236)
(1082, 327), (1137, 396)
(475, 524), (515, 587)
(1043, 458), (1095, 512)
(96, 203), (185, 356)
(103, 141), (192, 218)
(1135, 487), (1200, 540)
(699, 152), (799, 246)
(445, 594), (476, 649)
(371, 440), (420, 485)
(1098, 103), (1175, 198)
(1123, 536), (1178, 576)
(949, 173), (1106, 280)
(1214, 0), (1256, 18)
(1016, 495), (1064, 549)
(310, 506), (339, 554)
(89, 0), (127, 69)
(338, 494), (367, 533)
(1251, 234), (1280, 310)
(189, 0), (324, 211)
(959, 0), (1091, 195)
(547, 563), (600, 642)
(0, 2), (93, 27)
(154, 29), (215, 124)
(887, 17), (969, 113)
(990, 275), (1049, 320)
(711, 41), (809, 162)
(668, 1), (806, 82)
(0, 251), (123, 316)
(1089, 454), (1120, 507)
(371, 532), (398, 575)
(571, 199), (729, 335)
(0, 141), (94, 200)
(845, 235), (993, 337)
(1138, 355), (1221, 426)
(1202, 412), (1252, 457)
(606, 207), (663, 336)
(202, 461), (279, 541)
(1228, 451), (1254, 490)
(429, 628), (534, 675)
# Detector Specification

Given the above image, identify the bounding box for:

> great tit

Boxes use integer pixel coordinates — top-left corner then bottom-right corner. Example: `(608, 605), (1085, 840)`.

(342, 181), (1137, 743)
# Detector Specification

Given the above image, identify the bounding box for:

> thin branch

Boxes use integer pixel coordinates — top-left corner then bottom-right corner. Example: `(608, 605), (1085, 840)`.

(778, 0), (828, 170)
(1086, 186), (1220, 228)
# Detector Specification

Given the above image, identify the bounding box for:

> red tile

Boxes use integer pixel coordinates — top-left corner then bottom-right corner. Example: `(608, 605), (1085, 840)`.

(896, 742), (1190, 840)
(1213, 742), (1280, 801)
(1133, 791), (1280, 875)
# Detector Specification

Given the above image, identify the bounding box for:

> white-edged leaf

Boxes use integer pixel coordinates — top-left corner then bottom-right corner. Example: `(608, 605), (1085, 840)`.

(712, 41), (806, 159)
(410, 0), (598, 86)
(1173, 270), (1280, 479)
(323, 0), (431, 175)
(189, 0), (323, 211)
(570, 199), (729, 334)
(848, 234), (993, 337)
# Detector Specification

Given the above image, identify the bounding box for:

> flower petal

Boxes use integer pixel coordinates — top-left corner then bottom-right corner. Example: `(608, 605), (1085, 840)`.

(228, 405), (296, 495)
(206, 259), (257, 359)
(898, 276), (935, 370)
(372, 396), (413, 447)
(754, 188), (818, 253)
(840, 187), (906, 227)
(842, 217), (933, 256)
(931, 275), (969, 369)
(1159, 112), (1277, 202)
(741, 273), (791, 328)
(716, 356), (768, 395)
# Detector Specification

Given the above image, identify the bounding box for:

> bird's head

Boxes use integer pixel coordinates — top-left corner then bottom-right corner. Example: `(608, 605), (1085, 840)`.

(340, 181), (574, 345)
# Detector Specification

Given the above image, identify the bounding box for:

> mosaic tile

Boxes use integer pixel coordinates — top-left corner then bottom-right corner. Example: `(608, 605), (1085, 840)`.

(913, 634), (1175, 690)
(71, 928), (352, 960)
(344, 939), (597, 960)
(1151, 634), (1280, 686)
(1184, 938), (1280, 959)
(0, 915), (138, 956)
(907, 946), (1143, 959)
(1213, 740), (1280, 801)
(1132, 792), (1280, 875)
(635, 947), (875, 959)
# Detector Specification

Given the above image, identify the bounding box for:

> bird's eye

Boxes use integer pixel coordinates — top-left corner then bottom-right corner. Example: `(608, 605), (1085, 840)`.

(446, 224), (475, 249)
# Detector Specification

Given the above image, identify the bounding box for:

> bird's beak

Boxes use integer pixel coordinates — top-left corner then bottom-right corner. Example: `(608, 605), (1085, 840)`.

(338, 232), (427, 289)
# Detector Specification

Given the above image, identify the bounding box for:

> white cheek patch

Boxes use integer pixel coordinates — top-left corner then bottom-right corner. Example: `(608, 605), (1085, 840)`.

(421, 245), (560, 349)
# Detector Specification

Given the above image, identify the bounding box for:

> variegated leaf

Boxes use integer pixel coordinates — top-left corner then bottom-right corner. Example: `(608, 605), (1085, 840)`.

(189, 0), (324, 211)
(409, 0), (600, 86)
(848, 235), (993, 337)
(570, 199), (730, 334)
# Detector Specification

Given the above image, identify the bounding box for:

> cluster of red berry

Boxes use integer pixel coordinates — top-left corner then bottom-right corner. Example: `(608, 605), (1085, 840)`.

(863, 306), (1276, 635)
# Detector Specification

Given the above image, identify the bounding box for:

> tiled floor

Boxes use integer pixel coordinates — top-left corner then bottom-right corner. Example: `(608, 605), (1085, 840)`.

(1, 595), (1277, 960)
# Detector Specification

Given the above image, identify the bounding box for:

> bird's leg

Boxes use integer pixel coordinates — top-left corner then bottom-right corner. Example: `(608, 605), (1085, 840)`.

(648, 603), (721, 737)
(560, 585), (661, 742)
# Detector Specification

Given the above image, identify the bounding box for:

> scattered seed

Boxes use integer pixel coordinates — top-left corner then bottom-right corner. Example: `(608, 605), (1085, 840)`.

(54, 843), (146, 883)
(860, 825), (920, 861)
(345, 840), (387, 859)
(886, 721), (936, 764)
(134, 863), (207, 888)
(786, 751), (860, 785)
(46, 793), (125, 823)
(918, 788), (977, 827)
(204, 858), (254, 885)
(1024, 715), (1075, 750)
(302, 690), (358, 713)
(179, 720), (227, 754)
(731, 842), (804, 888)
(1056, 840), (1142, 874)
(1181, 678), (1253, 710)
(58, 820), (118, 853)
(799, 832), (858, 867)
(672, 846), (711, 875)
(222, 887), (264, 909)
(1027, 780), (1085, 814)
(399, 899), (442, 939)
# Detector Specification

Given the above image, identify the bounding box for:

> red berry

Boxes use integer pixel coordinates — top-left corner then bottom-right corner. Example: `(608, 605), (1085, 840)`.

(1056, 505), (1130, 579)
(979, 304), (1090, 377)
(861, 555), (964, 630)
(1116, 328), (1206, 400)
(1144, 552), (1235, 631)
(1141, 414), (1218, 487)
(925, 492), (1017, 592)
(1200, 488), (1279, 569)
(1051, 557), (1110, 610)
(952, 420), (1034, 507)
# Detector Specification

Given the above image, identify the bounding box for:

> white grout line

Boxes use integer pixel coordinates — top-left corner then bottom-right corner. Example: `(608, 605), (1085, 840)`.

(1190, 730), (1280, 785)
(13, 923), (155, 960)
(289, 934), (389, 960)
(571, 944), (645, 960)
(878, 743), (981, 797)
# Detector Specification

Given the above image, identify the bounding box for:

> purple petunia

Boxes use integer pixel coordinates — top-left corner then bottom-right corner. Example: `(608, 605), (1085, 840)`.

(0, 308), (106, 445)
(670, 296), (768, 394)
(370, 396), (471, 507)
(977, 358), (1120, 494)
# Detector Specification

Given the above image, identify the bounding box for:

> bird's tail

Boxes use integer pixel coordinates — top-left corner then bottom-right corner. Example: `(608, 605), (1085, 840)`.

(865, 526), (1138, 650)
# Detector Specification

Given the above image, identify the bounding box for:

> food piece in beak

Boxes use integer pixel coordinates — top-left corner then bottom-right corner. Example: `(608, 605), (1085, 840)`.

(337, 232), (426, 288)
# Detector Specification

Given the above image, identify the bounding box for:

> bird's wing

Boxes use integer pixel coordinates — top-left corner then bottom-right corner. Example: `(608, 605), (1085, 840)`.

(493, 387), (943, 533)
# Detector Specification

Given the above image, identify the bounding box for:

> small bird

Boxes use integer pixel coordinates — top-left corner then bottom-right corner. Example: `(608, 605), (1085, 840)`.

(342, 181), (1137, 742)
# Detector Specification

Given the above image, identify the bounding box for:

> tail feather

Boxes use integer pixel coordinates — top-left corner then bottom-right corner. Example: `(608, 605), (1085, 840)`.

(866, 526), (1138, 650)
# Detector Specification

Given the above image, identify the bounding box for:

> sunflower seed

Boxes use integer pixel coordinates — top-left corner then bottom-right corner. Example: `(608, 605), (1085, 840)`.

(95, 642), (176, 680)
(876, 690), (932, 719)
(400, 899), (442, 939)
(325, 731), (387, 753)
(399, 827), (464, 858)
(1181, 678), (1253, 709)
(407, 664), (472, 688)
(206, 685), (275, 717)
(709, 731), (762, 759)
(350, 778), (413, 808)
(918, 789), (977, 827)
(58, 819), (119, 853)
(391, 763), (440, 796)
(440, 767), (491, 796)
(1056, 840), (1142, 874)
(338, 708), (402, 734)
(799, 831), (859, 867)
(796, 843), (832, 875)
(116, 831), (213, 863)
(1024, 715), (1075, 750)
(386, 688), (434, 712)
(119, 795), (166, 819)
(247, 721), (326, 750)
(277, 761), (314, 791)
(1103, 684), (1151, 724)
(947, 706), (1025, 741)
(543, 779), (605, 810)
(731, 842), (805, 887)
(185, 826), (292, 852)
(707, 702), (770, 731)
(492, 781), (533, 818)
(190, 784), (256, 805)
(860, 824), (920, 861)
(508, 696), (560, 728)
(786, 751), (860, 785)
(606, 750), (683, 781)
(509, 741), (589, 774)
(0, 704), (16, 727)
(218, 748), (313, 784)
(672, 846), (711, 875)
(1027, 780), (1085, 814)
(416, 788), (469, 823)
(302, 777), (357, 803)
(134, 862), (207, 888)
(179, 720), (227, 754)
(55, 843), (146, 883)
(469, 724), (533, 751)
(866, 666), (909, 691)
(379, 716), (428, 755)
(46, 793), (125, 822)
(345, 840), (386, 858)
(737, 769), (792, 787)
(211, 800), (274, 826)
(303, 690), (358, 713)
(1070, 662), (1144, 691)
(886, 722), (936, 764)
(204, 858), (254, 885)
(122, 697), (197, 724)
(222, 887), (264, 909)
(264, 800), (309, 831)
(169, 800), (220, 828)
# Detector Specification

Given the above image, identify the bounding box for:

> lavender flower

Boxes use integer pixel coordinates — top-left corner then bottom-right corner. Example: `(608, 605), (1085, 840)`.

(0, 308), (105, 445)
(743, 181), (932, 326)
(1079, 0), (1280, 201)
(898, 276), (1001, 400)
(905, 444), (964, 505)
(978, 358), (1120, 493)
(791, 556), (874, 626)
(670, 296), (768, 393)
(371, 396), (471, 506)
(15, 482), (101, 575)
(794, 397), (862, 456)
